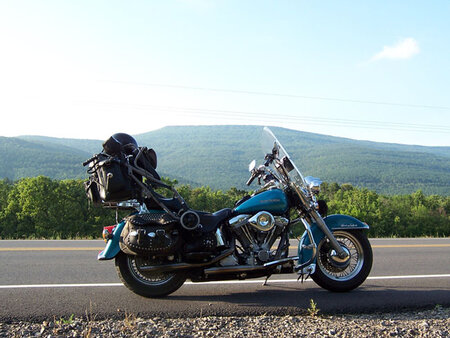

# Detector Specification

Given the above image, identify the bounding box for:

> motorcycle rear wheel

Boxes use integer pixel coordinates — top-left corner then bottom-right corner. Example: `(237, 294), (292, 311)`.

(311, 230), (372, 292)
(115, 253), (186, 298)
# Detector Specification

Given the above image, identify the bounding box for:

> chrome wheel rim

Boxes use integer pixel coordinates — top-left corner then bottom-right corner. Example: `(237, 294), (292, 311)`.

(317, 231), (364, 282)
(128, 256), (176, 286)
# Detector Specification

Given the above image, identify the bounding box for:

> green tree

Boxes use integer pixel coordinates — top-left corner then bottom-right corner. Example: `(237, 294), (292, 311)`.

(0, 176), (448, 239)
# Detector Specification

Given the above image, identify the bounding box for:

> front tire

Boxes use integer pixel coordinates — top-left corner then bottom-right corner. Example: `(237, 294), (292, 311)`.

(115, 253), (186, 298)
(311, 230), (372, 292)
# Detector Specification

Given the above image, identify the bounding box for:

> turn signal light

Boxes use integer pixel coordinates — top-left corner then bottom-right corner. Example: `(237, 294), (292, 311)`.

(102, 226), (115, 242)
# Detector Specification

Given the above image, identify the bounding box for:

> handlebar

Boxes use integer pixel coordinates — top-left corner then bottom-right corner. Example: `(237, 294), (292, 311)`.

(264, 153), (274, 167)
(246, 165), (277, 186)
(246, 173), (257, 186)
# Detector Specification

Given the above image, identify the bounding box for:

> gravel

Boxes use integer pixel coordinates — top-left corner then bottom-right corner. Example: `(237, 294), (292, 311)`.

(0, 307), (448, 337)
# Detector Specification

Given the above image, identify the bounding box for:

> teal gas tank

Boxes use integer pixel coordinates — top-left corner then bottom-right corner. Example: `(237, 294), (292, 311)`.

(234, 189), (288, 215)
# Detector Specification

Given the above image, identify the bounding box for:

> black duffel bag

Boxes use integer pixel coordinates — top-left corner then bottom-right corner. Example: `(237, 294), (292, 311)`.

(85, 154), (136, 204)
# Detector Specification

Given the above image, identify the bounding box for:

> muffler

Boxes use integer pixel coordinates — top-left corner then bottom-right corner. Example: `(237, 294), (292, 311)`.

(138, 248), (233, 273)
(203, 265), (266, 275)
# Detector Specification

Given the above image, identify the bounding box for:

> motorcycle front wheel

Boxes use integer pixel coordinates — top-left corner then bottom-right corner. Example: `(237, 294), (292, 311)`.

(115, 253), (186, 298)
(311, 230), (372, 292)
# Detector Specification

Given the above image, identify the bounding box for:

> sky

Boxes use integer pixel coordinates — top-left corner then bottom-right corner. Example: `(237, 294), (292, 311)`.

(0, 1), (449, 146)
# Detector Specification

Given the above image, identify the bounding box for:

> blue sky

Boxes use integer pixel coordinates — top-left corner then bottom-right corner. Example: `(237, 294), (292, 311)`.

(0, 1), (449, 146)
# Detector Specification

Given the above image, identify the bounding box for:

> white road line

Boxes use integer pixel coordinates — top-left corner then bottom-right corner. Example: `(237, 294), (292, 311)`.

(0, 274), (449, 289)
(0, 283), (124, 289)
(367, 274), (450, 280)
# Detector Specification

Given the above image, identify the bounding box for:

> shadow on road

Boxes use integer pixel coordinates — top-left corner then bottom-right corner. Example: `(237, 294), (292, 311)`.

(1, 283), (449, 321)
(165, 285), (450, 315)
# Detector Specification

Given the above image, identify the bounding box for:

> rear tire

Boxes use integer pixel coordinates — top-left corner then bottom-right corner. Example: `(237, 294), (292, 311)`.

(311, 230), (372, 292)
(115, 253), (186, 298)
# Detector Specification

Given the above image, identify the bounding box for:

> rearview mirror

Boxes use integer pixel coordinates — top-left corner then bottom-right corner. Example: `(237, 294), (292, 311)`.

(248, 160), (256, 172)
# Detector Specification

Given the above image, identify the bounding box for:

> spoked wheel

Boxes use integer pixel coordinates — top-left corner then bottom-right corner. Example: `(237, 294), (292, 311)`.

(115, 253), (186, 298)
(311, 230), (372, 292)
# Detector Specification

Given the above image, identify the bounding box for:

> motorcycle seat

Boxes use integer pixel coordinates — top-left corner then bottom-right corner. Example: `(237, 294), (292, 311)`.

(146, 194), (232, 230)
(145, 194), (183, 212)
(159, 197), (183, 211)
(198, 208), (233, 231)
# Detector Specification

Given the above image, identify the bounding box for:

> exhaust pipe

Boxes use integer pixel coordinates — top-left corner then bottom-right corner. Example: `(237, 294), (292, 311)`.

(139, 248), (234, 273)
(203, 265), (266, 275)
(202, 256), (299, 276)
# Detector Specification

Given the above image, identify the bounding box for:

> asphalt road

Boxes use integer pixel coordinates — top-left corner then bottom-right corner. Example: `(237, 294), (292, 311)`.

(0, 238), (449, 321)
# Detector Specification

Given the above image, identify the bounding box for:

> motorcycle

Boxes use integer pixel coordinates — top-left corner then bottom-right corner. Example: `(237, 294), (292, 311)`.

(83, 127), (372, 298)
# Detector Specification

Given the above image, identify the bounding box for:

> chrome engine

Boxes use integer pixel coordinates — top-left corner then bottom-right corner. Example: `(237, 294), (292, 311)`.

(228, 212), (289, 265)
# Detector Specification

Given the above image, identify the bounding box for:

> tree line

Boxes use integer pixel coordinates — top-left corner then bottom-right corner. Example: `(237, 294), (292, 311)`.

(0, 177), (448, 239)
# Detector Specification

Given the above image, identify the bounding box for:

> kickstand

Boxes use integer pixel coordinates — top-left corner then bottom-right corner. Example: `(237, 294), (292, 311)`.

(263, 275), (272, 286)
(297, 272), (311, 284)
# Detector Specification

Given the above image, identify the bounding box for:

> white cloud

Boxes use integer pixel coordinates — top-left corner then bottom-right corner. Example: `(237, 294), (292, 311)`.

(370, 38), (420, 61)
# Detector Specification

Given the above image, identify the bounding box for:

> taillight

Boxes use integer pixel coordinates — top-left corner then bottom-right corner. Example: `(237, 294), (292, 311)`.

(102, 225), (115, 242)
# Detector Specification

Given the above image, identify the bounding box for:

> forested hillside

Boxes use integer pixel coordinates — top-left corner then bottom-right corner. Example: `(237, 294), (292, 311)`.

(135, 126), (450, 195)
(0, 125), (448, 195)
(0, 137), (89, 180)
(18, 135), (102, 155)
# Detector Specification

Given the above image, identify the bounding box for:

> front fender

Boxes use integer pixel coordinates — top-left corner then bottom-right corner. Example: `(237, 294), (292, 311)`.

(97, 220), (126, 260)
(297, 214), (369, 265)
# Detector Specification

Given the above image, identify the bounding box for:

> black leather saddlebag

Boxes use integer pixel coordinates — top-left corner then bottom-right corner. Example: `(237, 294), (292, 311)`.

(119, 213), (182, 256)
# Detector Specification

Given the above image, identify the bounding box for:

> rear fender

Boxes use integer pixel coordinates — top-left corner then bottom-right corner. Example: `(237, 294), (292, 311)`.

(97, 209), (169, 260)
(97, 220), (126, 260)
(297, 214), (369, 265)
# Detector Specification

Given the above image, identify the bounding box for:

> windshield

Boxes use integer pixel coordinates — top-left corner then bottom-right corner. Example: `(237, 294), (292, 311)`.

(261, 127), (306, 189)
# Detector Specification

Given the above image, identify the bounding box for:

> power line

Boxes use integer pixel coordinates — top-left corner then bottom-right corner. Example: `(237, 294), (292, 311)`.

(105, 81), (450, 111)
(83, 100), (450, 134)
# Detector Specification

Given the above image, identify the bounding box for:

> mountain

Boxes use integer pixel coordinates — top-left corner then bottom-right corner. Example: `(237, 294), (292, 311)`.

(134, 126), (450, 195)
(0, 136), (91, 180)
(18, 135), (102, 155)
(1, 125), (447, 195)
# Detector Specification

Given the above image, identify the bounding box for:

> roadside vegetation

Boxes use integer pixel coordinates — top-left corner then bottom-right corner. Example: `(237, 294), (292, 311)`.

(0, 177), (448, 239)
